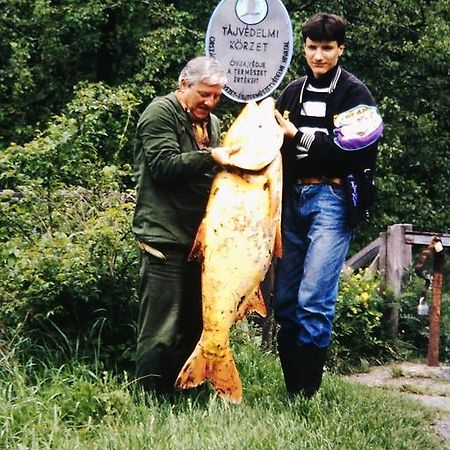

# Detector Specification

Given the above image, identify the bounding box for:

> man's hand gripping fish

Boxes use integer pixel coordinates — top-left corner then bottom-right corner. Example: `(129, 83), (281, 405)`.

(175, 97), (284, 403)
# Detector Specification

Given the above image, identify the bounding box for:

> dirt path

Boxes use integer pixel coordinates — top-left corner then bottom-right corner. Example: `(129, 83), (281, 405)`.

(345, 362), (450, 444)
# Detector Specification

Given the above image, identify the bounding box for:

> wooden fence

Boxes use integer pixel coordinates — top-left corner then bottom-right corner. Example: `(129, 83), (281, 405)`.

(344, 223), (449, 345)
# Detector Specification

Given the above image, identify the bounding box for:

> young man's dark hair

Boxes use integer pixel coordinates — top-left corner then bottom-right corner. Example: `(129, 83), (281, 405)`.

(301, 13), (346, 46)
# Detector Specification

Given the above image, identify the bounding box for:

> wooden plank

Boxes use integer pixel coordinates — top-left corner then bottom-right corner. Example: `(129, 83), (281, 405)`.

(386, 224), (412, 297)
(378, 231), (387, 279)
(404, 230), (450, 247)
(344, 237), (381, 270)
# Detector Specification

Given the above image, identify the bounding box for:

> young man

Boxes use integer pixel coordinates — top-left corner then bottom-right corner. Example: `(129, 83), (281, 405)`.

(274, 13), (383, 398)
(133, 56), (237, 395)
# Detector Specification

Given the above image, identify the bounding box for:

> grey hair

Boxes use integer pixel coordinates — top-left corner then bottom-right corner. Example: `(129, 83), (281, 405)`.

(178, 56), (227, 87)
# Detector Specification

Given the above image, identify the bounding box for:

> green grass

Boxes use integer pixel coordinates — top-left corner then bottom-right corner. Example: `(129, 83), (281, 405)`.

(0, 327), (447, 450)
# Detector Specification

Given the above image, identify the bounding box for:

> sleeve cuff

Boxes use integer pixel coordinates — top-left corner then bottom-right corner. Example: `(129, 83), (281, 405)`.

(294, 129), (315, 154)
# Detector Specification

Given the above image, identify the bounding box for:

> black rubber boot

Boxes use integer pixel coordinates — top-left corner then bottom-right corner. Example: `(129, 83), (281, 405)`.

(278, 343), (305, 395)
(278, 343), (327, 398)
(300, 345), (327, 398)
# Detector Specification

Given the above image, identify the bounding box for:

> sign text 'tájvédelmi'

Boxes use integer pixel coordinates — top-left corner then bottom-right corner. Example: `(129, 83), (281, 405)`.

(206, 0), (293, 103)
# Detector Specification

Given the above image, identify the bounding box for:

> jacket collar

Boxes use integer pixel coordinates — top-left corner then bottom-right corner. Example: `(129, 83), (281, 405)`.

(305, 64), (341, 91)
(299, 65), (342, 103)
(167, 92), (195, 126)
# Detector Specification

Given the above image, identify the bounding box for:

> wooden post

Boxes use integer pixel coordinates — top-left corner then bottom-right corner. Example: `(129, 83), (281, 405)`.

(378, 231), (387, 282)
(427, 242), (445, 366)
(383, 224), (412, 338)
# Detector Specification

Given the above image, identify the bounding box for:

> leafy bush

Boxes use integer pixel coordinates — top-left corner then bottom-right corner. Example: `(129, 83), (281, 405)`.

(0, 80), (140, 372)
(0, 82), (139, 192)
(330, 269), (392, 371)
(0, 189), (139, 370)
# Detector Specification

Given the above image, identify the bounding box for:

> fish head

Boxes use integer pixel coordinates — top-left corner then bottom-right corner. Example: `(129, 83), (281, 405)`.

(223, 97), (284, 171)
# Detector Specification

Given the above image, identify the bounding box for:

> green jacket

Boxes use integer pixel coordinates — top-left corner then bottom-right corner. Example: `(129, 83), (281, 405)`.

(132, 92), (221, 247)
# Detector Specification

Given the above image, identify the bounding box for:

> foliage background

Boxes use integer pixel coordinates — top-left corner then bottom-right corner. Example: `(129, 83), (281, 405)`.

(1, 0), (449, 369)
(2, 0), (449, 235)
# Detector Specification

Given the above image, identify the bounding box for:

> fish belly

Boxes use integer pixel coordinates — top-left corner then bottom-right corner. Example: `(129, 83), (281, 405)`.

(200, 171), (273, 344)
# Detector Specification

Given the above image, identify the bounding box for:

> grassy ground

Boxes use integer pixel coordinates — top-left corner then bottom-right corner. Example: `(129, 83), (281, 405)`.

(1, 328), (447, 450)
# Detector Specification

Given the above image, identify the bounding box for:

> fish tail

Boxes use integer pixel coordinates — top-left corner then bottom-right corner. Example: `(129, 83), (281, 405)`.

(208, 346), (242, 404)
(175, 344), (208, 389)
(175, 343), (242, 404)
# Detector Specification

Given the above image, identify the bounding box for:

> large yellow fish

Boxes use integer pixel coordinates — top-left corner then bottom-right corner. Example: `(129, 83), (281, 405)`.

(175, 97), (283, 403)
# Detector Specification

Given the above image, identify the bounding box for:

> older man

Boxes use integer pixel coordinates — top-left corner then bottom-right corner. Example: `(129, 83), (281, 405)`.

(133, 56), (236, 395)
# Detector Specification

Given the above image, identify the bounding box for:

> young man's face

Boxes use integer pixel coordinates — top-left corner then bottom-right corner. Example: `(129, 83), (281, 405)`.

(304, 37), (344, 78)
(179, 80), (222, 122)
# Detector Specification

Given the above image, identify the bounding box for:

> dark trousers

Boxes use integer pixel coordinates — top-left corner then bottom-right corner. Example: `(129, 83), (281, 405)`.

(135, 244), (202, 393)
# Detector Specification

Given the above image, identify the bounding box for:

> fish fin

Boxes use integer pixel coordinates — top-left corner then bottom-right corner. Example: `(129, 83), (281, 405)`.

(274, 219), (283, 258)
(175, 343), (208, 389)
(236, 287), (267, 322)
(209, 347), (242, 404)
(267, 155), (283, 259)
(175, 343), (242, 404)
(188, 222), (205, 262)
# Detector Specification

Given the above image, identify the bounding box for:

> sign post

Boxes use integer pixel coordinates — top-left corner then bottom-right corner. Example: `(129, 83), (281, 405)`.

(206, 0), (293, 103)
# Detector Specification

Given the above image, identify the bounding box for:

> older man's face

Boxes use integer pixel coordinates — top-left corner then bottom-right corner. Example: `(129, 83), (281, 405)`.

(179, 80), (222, 122)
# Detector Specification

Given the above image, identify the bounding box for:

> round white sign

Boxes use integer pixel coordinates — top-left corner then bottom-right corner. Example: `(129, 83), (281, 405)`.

(206, 0), (293, 103)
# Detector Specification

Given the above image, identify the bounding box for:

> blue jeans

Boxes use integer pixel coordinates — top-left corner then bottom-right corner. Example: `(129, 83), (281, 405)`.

(274, 183), (353, 348)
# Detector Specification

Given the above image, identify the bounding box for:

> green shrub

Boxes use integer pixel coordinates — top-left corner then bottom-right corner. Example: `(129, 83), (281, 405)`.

(0, 82), (139, 192)
(0, 189), (139, 370)
(0, 79), (142, 370)
(331, 269), (392, 371)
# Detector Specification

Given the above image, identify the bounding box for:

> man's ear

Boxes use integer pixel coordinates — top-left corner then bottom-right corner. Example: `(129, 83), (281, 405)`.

(339, 45), (345, 56)
(179, 79), (188, 91)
